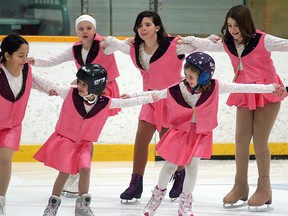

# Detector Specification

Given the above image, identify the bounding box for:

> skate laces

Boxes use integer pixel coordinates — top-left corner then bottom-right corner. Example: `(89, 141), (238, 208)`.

(76, 195), (94, 215)
(179, 193), (193, 213)
(146, 187), (166, 211)
(125, 175), (141, 193)
(44, 196), (61, 215)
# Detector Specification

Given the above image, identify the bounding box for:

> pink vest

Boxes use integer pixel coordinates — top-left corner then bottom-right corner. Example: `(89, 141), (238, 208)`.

(72, 34), (119, 81)
(55, 88), (111, 142)
(167, 80), (219, 134)
(0, 64), (32, 128)
(224, 29), (277, 83)
(130, 37), (184, 90)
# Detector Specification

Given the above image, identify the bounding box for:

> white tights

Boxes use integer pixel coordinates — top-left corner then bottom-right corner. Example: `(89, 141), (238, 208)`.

(157, 157), (201, 194)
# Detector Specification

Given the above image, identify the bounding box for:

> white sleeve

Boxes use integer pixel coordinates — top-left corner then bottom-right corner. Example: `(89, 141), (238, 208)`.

(264, 34), (288, 52)
(184, 36), (225, 52)
(33, 47), (74, 67)
(32, 75), (69, 99)
(110, 89), (167, 108)
(102, 36), (130, 55)
(218, 80), (275, 94)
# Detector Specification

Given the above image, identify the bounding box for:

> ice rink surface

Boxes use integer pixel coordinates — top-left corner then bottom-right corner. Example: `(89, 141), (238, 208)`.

(5, 160), (288, 215)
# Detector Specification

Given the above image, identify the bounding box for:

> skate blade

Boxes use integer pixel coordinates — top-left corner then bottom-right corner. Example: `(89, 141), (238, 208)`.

(61, 191), (79, 198)
(120, 198), (140, 204)
(248, 204), (273, 212)
(223, 200), (247, 209)
(170, 197), (179, 202)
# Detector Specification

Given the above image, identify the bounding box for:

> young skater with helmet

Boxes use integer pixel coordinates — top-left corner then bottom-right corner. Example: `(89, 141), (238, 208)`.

(128, 52), (277, 216)
(33, 64), (159, 216)
(28, 13), (123, 196)
(177, 5), (288, 211)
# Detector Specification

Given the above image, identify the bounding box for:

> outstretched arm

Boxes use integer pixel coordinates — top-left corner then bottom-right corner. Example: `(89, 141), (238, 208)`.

(218, 80), (277, 94)
(32, 75), (69, 99)
(177, 35), (225, 52)
(28, 47), (74, 67)
(101, 36), (131, 55)
(110, 89), (167, 108)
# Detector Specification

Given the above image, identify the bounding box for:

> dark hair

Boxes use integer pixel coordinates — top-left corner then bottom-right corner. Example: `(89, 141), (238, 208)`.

(183, 62), (211, 92)
(221, 5), (256, 45)
(0, 34), (28, 63)
(133, 11), (168, 47)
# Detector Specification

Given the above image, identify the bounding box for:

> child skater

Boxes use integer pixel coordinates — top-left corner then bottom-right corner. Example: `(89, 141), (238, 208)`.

(177, 5), (287, 210)
(129, 52), (277, 216)
(29, 13), (122, 196)
(33, 64), (159, 216)
(0, 33), (56, 216)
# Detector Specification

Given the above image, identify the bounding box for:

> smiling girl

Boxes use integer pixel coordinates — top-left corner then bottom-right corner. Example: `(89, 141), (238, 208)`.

(178, 4), (288, 210)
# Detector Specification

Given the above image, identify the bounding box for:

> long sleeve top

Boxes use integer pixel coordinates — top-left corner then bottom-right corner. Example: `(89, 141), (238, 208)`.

(102, 36), (200, 71)
(129, 80), (275, 123)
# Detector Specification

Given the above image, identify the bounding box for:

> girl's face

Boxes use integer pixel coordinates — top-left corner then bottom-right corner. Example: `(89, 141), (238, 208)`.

(77, 79), (89, 97)
(137, 17), (160, 41)
(76, 21), (96, 43)
(227, 17), (242, 42)
(184, 68), (199, 89)
(5, 43), (29, 73)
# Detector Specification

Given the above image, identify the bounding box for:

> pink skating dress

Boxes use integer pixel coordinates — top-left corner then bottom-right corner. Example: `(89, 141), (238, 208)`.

(0, 63), (50, 151)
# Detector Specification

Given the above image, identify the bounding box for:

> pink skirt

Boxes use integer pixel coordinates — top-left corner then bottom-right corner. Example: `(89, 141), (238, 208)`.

(0, 125), (22, 151)
(139, 98), (170, 132)
(227, 72), (284, 110)
(155, 123), (212, 166)
(33, 132), (92, 174)
(106, 79), (121, 116)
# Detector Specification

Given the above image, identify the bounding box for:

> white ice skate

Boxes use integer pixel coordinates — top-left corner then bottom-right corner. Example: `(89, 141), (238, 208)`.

(178, 192), (194, 216)
(75, 194), (95, 216)
(62, 174), (79, 198)
(43, 195), (61, 216)
(0, 196), (6, 216)
(143, 186), (166, 216)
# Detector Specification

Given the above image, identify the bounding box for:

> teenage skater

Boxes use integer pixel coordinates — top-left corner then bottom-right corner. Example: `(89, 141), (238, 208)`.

(0, 33), (56, 216)
(178, 5), (287, 210)
(121, 52), (277, 216)
(33, 64), (160, 216)
(101, 10), (218, 201)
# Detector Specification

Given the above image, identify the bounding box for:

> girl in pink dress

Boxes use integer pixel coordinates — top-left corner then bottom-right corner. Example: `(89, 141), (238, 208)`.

(131, 52), (276, 216)
(28, 14), (122, 196)
(101, 11), (217, 201)
(33, 64), (159, 216)
(178, 5), (288, 210)
(0, 34), (55, 216)
(29, 14), (121, 116)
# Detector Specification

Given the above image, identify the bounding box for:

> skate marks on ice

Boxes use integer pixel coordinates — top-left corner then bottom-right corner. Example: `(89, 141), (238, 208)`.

(5, 161), (288, 216)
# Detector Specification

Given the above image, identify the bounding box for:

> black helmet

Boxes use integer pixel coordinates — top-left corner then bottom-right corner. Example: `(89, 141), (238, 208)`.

(76, 64), (108, 95)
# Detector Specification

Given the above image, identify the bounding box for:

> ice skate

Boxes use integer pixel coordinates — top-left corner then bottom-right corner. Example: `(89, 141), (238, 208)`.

(62, 174), (79, 198)
(178, 192), (194, 216)
(43, 195), (61, 216)
(248, 151), (273, 212)
(222, 183), (249, 209)
(75, 194), (94, 216)
(169, 169), (185, 201)
(0, 196), (6, 216)
(120, 174), (143, 203)
(143, 186), (166, 216)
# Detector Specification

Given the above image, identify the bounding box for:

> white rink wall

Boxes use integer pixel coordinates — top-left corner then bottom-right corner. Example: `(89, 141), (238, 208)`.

(22, 42), (288, 145)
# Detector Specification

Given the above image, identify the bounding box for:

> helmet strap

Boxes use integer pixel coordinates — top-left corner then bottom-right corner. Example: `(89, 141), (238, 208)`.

(82, 94), (98, 104)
